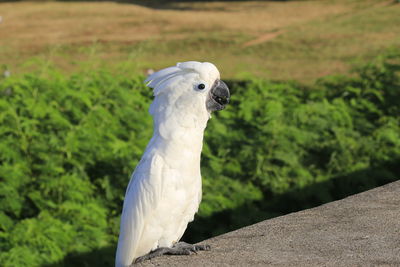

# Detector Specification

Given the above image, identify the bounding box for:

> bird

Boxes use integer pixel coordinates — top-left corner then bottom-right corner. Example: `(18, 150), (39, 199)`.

(115, 61), (230, 267)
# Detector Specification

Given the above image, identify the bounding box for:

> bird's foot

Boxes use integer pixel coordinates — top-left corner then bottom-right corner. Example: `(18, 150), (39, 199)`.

(134, 242), (210, 264)
(173, 241), (210, 252)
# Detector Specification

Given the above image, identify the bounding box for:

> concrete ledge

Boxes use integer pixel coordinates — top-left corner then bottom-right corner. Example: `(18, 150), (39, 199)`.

(139, 180), (400, 266)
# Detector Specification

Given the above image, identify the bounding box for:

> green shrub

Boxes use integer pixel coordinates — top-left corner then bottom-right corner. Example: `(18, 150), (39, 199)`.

(0, 67), (152, 266)
(0, 51), (399, 266)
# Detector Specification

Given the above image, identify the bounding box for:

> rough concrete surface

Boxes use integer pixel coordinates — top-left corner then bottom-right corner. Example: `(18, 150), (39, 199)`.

(138, 181), (400, 266)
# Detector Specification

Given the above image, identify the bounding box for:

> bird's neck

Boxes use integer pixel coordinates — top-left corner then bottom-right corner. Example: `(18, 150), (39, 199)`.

(155, 123), (206, 154)
(147, 96), (210, 164)
(144, 113), (208, 168)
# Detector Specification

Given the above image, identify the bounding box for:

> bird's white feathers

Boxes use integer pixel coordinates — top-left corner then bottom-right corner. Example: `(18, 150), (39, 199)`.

(115, 62), (220, 267)
(145, 61), (220, 96)
(115, 154), (164, 266)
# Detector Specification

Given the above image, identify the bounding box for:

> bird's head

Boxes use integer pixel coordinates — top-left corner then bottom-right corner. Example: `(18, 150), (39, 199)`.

(145, 61), (230, 119)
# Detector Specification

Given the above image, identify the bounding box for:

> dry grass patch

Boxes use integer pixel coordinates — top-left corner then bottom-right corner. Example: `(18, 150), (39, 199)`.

(0, 0), (398, 81)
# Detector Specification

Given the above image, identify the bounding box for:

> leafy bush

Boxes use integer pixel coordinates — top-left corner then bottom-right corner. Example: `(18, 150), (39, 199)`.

(1, 51), (399, 266)
(0, 66), (152, 266)
(189, 51), (400, 240)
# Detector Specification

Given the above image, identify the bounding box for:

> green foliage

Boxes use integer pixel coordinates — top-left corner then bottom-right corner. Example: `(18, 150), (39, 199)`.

(187, 50), (400, 240)
(0, 66), (152, 266)
(1, 51), (399, 266)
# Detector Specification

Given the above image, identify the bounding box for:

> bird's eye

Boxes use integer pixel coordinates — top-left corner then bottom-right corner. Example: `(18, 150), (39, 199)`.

(197, 84), (206, 90)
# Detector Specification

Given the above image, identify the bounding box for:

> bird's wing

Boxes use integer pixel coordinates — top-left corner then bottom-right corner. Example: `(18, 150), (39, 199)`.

(115, 153), (165, 267)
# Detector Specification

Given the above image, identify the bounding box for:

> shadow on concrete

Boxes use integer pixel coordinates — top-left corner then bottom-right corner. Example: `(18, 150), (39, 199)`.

(43, 156), (399, 266)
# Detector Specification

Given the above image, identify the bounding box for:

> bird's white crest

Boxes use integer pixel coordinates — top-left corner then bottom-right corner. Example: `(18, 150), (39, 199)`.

(145, 61), (220, 96)
(115, 61), (223, 267)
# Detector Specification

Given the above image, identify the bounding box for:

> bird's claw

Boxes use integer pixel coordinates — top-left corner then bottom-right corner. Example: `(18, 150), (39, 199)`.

(132, 242), (210, 264)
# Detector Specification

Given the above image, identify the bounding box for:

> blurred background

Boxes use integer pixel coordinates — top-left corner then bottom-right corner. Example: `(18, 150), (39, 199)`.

(0, 0), (399, 266)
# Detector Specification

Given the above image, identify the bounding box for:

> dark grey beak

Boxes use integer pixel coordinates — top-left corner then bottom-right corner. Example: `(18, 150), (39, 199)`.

(206, 79), (230, 112)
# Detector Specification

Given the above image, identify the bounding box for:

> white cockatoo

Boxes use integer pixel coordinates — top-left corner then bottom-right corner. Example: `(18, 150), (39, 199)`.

(115, 61), (230, 267)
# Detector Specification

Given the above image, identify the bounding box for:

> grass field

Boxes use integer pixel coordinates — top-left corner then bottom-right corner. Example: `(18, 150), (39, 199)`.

(0, 0), (399, 82)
